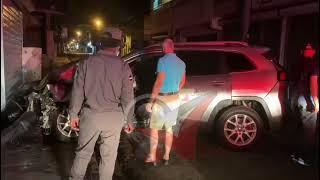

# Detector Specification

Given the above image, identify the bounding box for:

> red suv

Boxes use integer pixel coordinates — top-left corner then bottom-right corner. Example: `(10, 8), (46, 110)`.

(29, 41), (287, 150)
(124, 41), (287, 150)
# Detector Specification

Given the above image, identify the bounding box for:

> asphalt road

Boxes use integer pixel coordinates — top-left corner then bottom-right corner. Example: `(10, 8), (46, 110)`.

(1, 120), (318, 180)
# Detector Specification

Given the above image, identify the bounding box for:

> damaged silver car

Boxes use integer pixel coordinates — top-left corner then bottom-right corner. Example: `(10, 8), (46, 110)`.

(27, 62), (79, 142)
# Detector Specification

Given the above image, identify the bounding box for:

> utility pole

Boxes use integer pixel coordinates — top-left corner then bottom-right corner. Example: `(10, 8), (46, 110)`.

(242, 0), (251, 41)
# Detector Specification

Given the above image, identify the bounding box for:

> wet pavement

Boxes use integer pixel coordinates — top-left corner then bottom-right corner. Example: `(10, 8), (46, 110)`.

(1, 118), (319, 180)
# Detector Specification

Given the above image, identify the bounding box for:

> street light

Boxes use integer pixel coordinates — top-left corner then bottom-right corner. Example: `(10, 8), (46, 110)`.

(93, 18), (103, 30)
(76, 30), (82, 37)
(95, 20), (102, 27)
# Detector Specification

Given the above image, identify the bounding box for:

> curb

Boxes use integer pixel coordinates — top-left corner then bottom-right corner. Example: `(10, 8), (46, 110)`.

(1, 111), (37, 147)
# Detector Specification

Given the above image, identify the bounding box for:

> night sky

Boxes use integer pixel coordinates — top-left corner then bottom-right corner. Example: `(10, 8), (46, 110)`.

(57, 0), (150, 27)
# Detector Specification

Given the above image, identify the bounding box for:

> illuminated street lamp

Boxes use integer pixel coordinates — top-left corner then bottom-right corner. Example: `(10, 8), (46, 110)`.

(76, 30), (82, 37)
(93, 18), (103, 30)
(95, 20), (102, 27)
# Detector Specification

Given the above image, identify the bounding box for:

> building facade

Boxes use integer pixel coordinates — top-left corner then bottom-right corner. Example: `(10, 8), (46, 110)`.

(249, 0), (318, 81)
(144, 0), (221, 43)
(144, 0), (319, 80)
(1, 0), (64, 111)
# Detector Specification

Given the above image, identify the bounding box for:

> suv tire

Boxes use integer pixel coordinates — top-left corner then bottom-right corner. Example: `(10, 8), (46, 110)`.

(216, 106), (263, 150)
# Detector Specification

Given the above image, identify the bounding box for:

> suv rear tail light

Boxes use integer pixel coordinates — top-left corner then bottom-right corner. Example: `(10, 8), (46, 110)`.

(278, 71), (287, 81)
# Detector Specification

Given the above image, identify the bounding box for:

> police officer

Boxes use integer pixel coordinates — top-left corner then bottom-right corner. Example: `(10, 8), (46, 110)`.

(69, 30), (134, 180)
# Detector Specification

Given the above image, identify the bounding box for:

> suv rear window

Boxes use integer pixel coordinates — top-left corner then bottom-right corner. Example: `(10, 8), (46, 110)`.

(177, 51), (255, 76)
(225, 53), (256, 72)
(258, 48), (284, 71)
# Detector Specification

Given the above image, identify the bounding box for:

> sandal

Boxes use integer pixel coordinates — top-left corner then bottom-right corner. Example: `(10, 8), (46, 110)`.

(144, 161), (157, 167)
(162, 159), (169, 166)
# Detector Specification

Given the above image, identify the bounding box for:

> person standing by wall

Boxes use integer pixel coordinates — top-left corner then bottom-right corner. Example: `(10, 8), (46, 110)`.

(145, 38), (186, 166)
(290, 43), (319, 166)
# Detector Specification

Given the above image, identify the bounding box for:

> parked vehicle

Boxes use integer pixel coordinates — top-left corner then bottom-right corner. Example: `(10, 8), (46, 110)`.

(27, 41), (287, 150)
(26, 62), (79, 142)
(125, 41), (287, 150)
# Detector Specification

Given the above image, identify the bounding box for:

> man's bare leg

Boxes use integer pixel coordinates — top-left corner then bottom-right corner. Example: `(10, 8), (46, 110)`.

(163, 127), (173, 160)
(145, 128), (158, 162)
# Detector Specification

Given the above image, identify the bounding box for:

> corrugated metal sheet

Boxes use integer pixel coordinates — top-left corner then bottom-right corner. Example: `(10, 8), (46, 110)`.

(2, 4), (23, 97)
(1, 0), (6, 110)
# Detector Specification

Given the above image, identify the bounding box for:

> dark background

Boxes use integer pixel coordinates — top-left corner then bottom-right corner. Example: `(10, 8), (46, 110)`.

(55, 0), (150, 26)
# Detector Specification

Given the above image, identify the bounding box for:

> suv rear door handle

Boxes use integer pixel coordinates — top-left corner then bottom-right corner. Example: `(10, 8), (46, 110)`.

(210, 81), (225, 85)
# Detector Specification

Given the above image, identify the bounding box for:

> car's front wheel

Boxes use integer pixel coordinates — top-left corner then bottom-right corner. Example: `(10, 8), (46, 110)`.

(216, 106), (263, 150)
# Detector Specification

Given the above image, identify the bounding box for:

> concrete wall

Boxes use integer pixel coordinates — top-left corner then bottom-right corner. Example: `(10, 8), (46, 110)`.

(214, 0), (239, 17)
(252, 0), (314, 10)
(150, 6), (172, 35)
(22, 47), (42, 83)
(173, 0), (213, 30)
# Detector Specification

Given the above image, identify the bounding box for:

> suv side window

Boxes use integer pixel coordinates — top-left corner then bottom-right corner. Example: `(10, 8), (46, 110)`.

(130, 54), (162, 74)
(177, 51), (256, 75)
(225, 53), (256, 72)
(130, 53), (162, 93)
(177, 51), (229, 76)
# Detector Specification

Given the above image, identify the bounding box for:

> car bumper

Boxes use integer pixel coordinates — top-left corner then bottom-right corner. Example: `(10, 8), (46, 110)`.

(264, 82), (286, 132)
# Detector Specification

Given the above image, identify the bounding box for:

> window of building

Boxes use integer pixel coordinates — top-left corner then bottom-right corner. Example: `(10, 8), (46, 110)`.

(153, 0), (173, 10)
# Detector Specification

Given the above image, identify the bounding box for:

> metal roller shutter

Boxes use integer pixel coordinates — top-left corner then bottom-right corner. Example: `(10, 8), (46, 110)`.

(2, 2), (23, 98)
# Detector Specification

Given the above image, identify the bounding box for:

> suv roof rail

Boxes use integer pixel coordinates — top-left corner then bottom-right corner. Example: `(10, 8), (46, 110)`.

(177, 41), (249, 47)
(145, 41), (249, 49)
